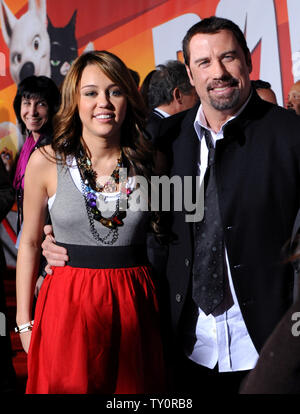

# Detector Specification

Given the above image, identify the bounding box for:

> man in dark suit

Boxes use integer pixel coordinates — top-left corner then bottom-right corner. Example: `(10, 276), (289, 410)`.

(145, 60), (199, 141)
(162, 16), (300, 393)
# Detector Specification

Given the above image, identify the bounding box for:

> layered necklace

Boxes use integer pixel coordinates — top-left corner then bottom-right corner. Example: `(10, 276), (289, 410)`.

(76, 145), (133, 245)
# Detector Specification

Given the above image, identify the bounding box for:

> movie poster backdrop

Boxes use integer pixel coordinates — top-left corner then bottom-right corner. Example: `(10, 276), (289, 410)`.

(0, 0), (299, 162)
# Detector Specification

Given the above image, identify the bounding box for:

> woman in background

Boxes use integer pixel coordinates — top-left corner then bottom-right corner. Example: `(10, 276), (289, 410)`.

(13, 75), (60, 236)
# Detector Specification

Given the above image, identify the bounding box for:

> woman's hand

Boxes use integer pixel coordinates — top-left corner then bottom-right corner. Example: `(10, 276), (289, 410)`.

(19, 331), (32, 354)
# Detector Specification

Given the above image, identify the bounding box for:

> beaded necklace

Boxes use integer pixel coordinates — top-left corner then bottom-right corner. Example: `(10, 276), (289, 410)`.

(76, 146), (133, 245)
(77, 150), (122, 193)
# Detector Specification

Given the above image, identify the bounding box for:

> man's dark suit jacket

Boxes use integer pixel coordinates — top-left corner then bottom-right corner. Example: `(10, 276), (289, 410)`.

(145, 109), (187, 286)
(165, 90), (300, 353)
(145, 110), (166, 142)
(145, 109), (188, 148)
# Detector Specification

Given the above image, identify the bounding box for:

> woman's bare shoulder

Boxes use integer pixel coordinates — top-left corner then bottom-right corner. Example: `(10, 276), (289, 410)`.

(24, 145), (58, 196)
(25, 146), (58, 187)
(27, 145), (56, 169)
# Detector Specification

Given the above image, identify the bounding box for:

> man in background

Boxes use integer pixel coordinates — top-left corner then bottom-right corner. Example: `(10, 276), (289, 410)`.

(287, 80), (300, 114)
(251, 79), (277, 104)
(146, 60), (199, 140)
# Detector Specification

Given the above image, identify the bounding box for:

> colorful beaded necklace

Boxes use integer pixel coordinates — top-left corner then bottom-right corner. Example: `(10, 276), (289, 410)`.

(77, 148), (122, 193)
(76, 146), (133, 244)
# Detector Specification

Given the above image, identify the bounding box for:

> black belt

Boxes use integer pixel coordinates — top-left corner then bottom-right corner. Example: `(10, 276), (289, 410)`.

(56, 242), (149, 269)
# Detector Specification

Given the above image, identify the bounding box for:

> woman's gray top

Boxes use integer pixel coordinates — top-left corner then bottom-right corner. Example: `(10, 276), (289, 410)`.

(48, 158), (151, 246)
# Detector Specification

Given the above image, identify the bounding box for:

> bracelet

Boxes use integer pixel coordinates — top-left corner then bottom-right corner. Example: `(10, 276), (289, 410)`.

(15, 320), (34, 333)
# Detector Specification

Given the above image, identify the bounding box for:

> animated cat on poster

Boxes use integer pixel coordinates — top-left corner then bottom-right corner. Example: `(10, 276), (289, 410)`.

(48, 10), (78, 88)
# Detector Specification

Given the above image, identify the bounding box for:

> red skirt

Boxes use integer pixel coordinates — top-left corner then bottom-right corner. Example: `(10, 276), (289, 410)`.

(26, 265), (165, 394)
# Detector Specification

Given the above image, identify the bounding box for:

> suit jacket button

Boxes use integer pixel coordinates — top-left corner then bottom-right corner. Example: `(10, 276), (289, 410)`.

(176, 294), (182, 303)
(185, 258), (190, 267)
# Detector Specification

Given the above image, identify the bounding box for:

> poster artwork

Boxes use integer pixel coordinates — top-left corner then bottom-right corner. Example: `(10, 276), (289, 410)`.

(0, 0), (299, 170)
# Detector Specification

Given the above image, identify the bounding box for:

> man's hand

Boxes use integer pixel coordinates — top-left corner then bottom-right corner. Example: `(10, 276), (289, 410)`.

(42, 225), (69, 274)
(34, 275), (45, 297)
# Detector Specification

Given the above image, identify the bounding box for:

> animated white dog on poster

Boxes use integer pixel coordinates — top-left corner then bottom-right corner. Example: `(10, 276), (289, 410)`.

(0, 0), (51, 84)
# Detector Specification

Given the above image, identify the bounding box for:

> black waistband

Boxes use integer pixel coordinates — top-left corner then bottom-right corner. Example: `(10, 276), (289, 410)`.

(56, 242), (149, 269)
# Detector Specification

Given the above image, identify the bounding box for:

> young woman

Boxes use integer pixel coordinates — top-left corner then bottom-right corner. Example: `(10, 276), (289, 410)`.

(15, 51), (166, 394)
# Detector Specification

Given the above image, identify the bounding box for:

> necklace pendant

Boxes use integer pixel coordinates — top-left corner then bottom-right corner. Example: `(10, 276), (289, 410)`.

(100, 217), (115, 229)
(105, 181), (117, 193)
(112, 216), (124, 226)
(77, 146), (126, 238)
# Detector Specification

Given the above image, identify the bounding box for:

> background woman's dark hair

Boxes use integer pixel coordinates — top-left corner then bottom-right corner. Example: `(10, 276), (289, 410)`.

(13, 75), (61, 135)
(182, 16), (251, 67)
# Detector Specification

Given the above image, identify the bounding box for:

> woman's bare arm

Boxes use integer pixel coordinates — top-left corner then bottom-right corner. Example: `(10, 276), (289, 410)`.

(16, 146), (56, 352)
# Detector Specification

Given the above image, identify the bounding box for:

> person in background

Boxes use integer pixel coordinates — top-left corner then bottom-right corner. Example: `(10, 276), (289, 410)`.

(240, 234), (300, 394)
(0, 157), (16, 392)
(140, 69), (157, 111)
(13, 75), (60, 237)
(146, 60), (199, 141)
(129, 68), (140, 88)
(148, 60), (199, 116)
(251, 79), (277, 104)
(13, 76), (60, 296)
(287, 80), (300, 114)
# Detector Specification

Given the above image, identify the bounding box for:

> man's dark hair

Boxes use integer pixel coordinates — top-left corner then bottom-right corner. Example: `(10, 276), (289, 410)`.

(129, 69), (140, 87)
(251, 79), (271, 90)
(140, 69), (157, 109)
(147, 60), (194, 109)
(182, 16), (250, 67)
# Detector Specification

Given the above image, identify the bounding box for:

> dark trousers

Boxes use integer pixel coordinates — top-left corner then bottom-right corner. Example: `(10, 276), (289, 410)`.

(0, 273), (16, 393)
(173, 355), (250, 394)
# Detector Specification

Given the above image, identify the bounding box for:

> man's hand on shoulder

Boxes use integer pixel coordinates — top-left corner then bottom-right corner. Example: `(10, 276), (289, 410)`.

(42, 225), (69, 274)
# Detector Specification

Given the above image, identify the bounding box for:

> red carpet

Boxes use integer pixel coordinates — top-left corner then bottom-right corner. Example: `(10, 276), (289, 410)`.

(4, 267), (27, 394)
